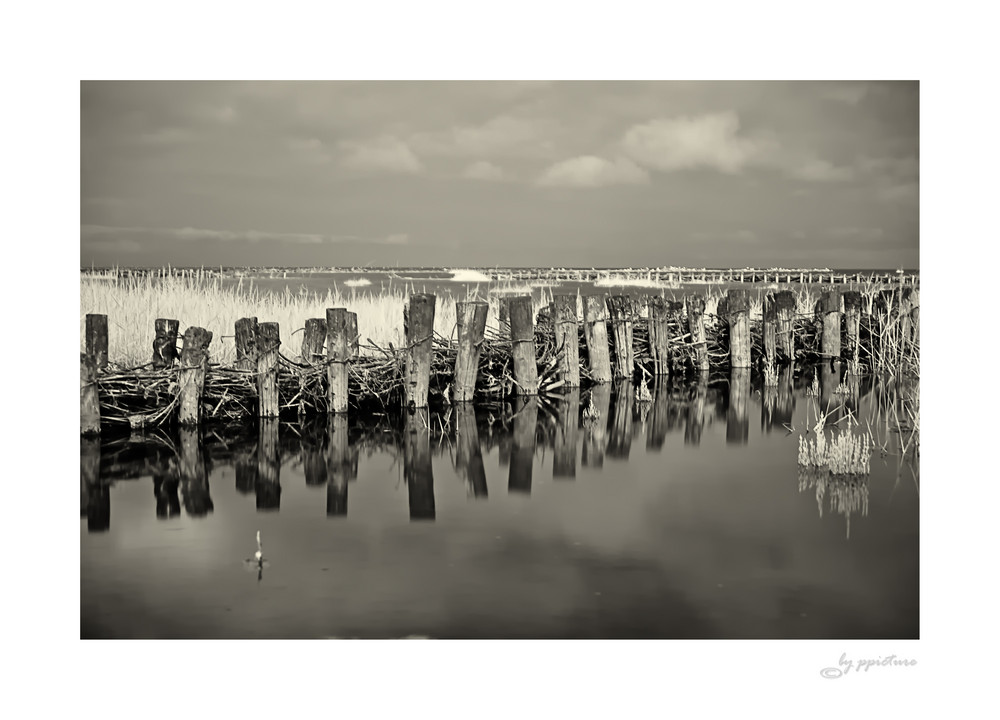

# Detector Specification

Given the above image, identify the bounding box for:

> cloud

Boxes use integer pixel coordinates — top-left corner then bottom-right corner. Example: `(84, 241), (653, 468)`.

(339, 136), (423, 174)
(410, 115), (554, 159)
(622, 112), (762, 174)
(827, 227), (885, 241)
(377, 233), (410, 245)
(789, 158), (856, 182)
(135, 127), (194, 145)
(820, 84), (870, 106)
(536, 156), (649, 188)
(82, 225), (344, 245)
(463, 161), (508, 181)
(691, 229), (758, 242)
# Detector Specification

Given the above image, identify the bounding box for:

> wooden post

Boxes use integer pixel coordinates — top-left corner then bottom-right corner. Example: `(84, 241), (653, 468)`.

(763, 295), (778, 369)
(405, 408), (435, 519)
(81, 353), (101, 435)
(582, 384), (611, 467)
(326, 414), (350, 516)
(86, 313), (108, 370)
(553, 294), (581, 388)
(454, 301), (488, 403)
(404, 294), (436, 408)
(178, 327), (212, 427)
(842, 291), (862, 361)
(553, 389), (579, 479)
(686, 295), (709, 372)
(508, 397), (538, 493)
(647, 296), (670, 376)
(583, 296), (613, 384)
(179, 427), (213, 516)
(256, 322), (280, 418)
(909, 290), (920, 347)
(727, 368), (750, 445)
(81, 437), (109, 532)
(256, 418), (281, 510)
(605, 296), (635, 380)
(235, 317), (258, 371)
(326, 308), (350, 414)
(151, 318), (179, 369)
(507, 295), (538, 396)
(818, 290), (842, 360)
(301, 318), (327, 365)
(607, 380), (634, 459)
(726, 289), (751, 368)
(455, 403), (488, 497)
(772, 291), (796, 362)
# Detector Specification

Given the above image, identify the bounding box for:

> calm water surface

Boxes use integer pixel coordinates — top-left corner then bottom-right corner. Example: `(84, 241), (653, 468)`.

(80, 370), (918, 639)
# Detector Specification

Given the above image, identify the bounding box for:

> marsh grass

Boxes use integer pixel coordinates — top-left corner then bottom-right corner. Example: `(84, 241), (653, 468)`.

(798, 412), (872, 475)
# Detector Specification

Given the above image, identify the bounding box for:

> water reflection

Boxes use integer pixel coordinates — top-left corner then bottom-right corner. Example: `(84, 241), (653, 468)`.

(326, 414), (351, 516)
(685, 372), (709, 446)
(727, 368), (750, 446)
(762, 365), (795, 434)
(509, 397), (538, 493)
(179, 428), (213, 517)
(553, 390), (579, 479)
(81, 437), (109, 532)
(153, 473), (181, 519)
(256, 419), (280, 511)
(582, 384), (611, 467)
(405, 409), (435, 519)
(608, 381), (633, 459)
(455, 403), (488, 497)
(798, 467), (870, 540)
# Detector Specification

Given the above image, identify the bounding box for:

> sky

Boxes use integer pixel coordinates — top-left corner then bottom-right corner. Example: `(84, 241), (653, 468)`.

(81, 81), (918, 269)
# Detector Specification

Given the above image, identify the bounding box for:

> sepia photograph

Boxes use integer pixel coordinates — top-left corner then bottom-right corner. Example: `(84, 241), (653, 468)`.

(80, 79), (919, 641)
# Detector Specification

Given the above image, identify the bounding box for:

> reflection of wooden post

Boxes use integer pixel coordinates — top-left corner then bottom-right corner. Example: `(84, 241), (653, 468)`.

(818, 290), (841, 360)
(179, 427), (213, 516)
(687, 295), (709, 372)
(583, 296), (613, 384)
(775, 364), (795, 428)
(81, 437), (109, 531)
(647, 296), (670, 376)
(302, 318), (327, 365)
(178, 327), (213, 426)
(508, 296), (538, 396)
(405, 294), (436, 408)
(303, 422), (328, 487)
(606, 296), (634, 380)
(455, 403), (488, 497)
(257, 322), (280, 418)
(726, 289), (750, 368)
(509, 397), (538, 493)
(608, 381), (634, 459)
(256, 418), (281, 511)
(235, 448), (257, 494)
(325, 413), (350, 515)
(819, 361), (843, 423)
(842, 291), (861, 361)
(235, 317), (258, 371)
(454, 301), (488, 403)
(86, 313), (109, 370)
(152, 318), (180, 369)
(553, 389), (579, 478)
(81, 353), (101, 435)
(727, 368), (750, 445)
(405, 409), (435, 518)
(326, 308), (350, 414)
(582, 384), (611, 467)
(153, 473), (181, 519)
(553, 295), (581, 388)
(647, 379), (670, 450)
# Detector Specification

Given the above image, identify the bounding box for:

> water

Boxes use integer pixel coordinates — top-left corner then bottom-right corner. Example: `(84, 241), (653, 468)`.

(80, 369), (919, 639)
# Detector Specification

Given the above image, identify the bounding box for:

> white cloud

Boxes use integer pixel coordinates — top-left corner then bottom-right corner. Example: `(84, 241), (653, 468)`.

(789, 158), (855, 182)
(410, 115), (554, 159)
(828, 227), (885, 241)
(377, 233), (410, 245)
(339, 136), (423, 174)
(622, 112), (762, 174)
(536, 155), (649, 188)
(463, 161), (507, 181)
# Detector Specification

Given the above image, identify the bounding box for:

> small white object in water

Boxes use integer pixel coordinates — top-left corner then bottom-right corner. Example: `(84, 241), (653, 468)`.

(255, 530), (263, 562)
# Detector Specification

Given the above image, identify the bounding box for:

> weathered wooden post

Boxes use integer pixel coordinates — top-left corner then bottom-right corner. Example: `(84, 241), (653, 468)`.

(152, 319), (180, 369)
(582, 384), (611, 467)
(553, 294), (581, 388)
(404, 294), (436, 408)
(326, 308), (350, 414)
(178, 327), (212, 427)
(81, 437), (109, 532)
(80, 353), (101, 435)
(763, 294), (778, 370)
(818, 290), (842, 360)
(647, 296), (670, 376)
(454, 301), (488, 403)
(842, 291), (862, 361)
(726, 289), (751, 368)
(553, 389), (580, 479)
(583, 296), (613, 384)
(772, 291), (796, 362)
(86, 314), (108, 370)
(256, 322), (280, 418)
(607, 380), (634, 459)
(686, 295), (709, 372)
(507, 295), (538, 396)
(301, 318), (327, 365)
(606, 296), (635, 380)
(256, 418), (281, 510)
(508, 396), (538, 493)
(179, 427), (213, 516)
(235, 317), (258, 371)
(326, 413), (349, 516)
(405, 408), (435, 519)
(455, 402), (488, 497)
(727, 368), (750, 445)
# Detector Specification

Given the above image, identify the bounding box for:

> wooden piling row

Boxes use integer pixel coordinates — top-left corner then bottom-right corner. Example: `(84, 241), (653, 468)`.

(686, 295), (709, 372)
(508, 295), (538, 396)
(178, 327), (213, 426)
(606, 296), (635, 380)
(405, 294), (436, 408)
(257, 322), (280, 418)
(647, 297), (670, 376)
(553, 295), (581, 388)
(818, 290), (842, 360)
(326, 308), (350, 414)
(583, 296), (613, 384)
(726, 289), (751, 369)
(454, 301), (488, 403)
